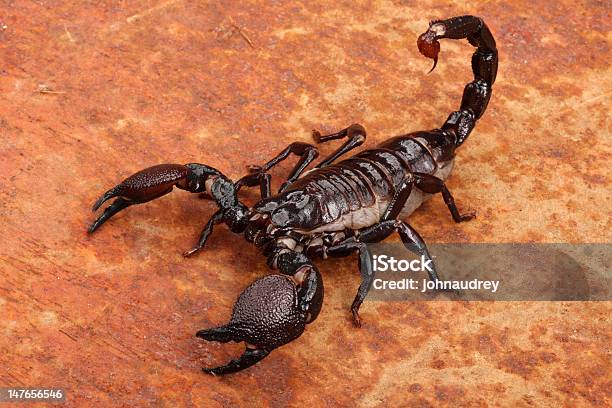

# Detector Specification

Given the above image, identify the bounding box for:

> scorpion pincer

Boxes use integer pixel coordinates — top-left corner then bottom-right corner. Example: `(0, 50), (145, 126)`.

(88, 15), (497, 374)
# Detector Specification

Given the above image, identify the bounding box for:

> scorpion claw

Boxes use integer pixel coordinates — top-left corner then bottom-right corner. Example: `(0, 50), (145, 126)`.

(88, 164), (190, 233)
(197, 273), (320, 374)
(196, 326), (235, 343)
(92, 188), (118, 212)
(196, 325), (271, 375)
(202, 347), (270, 376)
(88, 197), (134, 234)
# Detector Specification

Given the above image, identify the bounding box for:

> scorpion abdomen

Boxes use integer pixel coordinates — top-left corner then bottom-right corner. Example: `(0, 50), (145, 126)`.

(282, 152), (404, 232)
(286, 130), (457, 233)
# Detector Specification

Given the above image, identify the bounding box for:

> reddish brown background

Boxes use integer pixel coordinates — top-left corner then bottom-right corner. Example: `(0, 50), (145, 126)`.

(0, 1), (610, 407)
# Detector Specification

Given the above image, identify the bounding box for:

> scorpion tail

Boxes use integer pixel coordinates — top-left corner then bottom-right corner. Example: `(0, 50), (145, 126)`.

(417, 15), (498, 147)
(198, 252), (323, 375)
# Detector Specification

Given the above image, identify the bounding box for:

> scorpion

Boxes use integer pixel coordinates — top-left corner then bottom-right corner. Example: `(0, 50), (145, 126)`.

(88, 15), (497, 375)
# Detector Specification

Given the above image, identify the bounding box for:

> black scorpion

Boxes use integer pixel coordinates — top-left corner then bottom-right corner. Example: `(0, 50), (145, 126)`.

(88, 15), (498, 374)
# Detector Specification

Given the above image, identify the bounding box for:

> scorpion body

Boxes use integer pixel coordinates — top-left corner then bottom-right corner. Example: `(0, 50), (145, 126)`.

(89, 15), (498, 374)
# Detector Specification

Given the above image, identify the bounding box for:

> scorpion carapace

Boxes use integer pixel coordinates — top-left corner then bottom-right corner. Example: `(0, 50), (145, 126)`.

(88, 15), (497, 375)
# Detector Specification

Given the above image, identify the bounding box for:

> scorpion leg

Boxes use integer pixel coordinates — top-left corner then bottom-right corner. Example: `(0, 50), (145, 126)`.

(197, 252), (323, 375)
(359, 220), (439, 282)
(245, 142), (319, 193)
(326, 238), (373, 327)
(277, 124), (367, 192)
(321, 216), (442, 326)
(314, 123), (367, 169)
(380, 174), (414, 221)
(245, 124), (366, 194)
(325, 218), (439, 325)
(182, 210), (223, 257)
(235, 171), (272, 199)
(413, 172), (475, 222)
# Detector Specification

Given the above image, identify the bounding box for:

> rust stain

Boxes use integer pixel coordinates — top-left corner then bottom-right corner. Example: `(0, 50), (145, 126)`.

(0, 0), (611, 406)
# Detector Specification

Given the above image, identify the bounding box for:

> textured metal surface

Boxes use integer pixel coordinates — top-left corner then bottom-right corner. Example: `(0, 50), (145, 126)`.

(0, 0), (610, 406)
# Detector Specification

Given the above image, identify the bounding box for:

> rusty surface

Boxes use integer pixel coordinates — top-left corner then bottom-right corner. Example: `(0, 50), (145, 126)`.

(0, 0), (610, 406)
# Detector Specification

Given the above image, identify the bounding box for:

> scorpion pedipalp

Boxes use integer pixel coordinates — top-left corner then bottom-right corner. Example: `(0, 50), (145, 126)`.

(88, 162), (251, 257)
(198, 254), (323, 375)
(88, 164), (190, 233)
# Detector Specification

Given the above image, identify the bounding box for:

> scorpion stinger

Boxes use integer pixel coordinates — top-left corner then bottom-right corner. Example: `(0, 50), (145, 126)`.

(89, 15), (498, 374)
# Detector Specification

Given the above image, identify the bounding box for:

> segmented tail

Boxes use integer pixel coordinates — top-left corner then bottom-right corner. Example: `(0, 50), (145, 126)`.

(418, 16), (498, 147)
